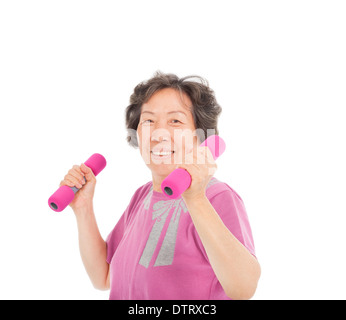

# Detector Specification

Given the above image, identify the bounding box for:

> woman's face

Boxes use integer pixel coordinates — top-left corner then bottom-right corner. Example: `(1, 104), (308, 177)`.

(136, 88), (198, 178)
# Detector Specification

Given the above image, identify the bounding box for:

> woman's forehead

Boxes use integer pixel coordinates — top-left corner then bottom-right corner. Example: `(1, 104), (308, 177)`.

(142, 88), (192, 113)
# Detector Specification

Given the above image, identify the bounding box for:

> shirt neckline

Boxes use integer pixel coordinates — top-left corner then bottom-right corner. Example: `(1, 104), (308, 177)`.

(148, 177), (218, 201)
(150, 184), (181, 201)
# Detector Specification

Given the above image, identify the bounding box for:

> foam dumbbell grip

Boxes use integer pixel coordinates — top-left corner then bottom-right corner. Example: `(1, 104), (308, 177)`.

(161, 135), (226, 199)
(48, 153), (107, 212)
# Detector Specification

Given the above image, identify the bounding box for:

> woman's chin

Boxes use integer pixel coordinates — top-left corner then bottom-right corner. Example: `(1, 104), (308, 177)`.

(149, 163), (177, 177)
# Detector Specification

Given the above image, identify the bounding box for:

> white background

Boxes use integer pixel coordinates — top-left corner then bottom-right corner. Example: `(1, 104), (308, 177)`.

(0, 1), (345, 300)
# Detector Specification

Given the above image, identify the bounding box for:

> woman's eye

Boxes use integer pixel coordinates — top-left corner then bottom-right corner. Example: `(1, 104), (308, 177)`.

(143, 119), (153, 124)
(171, 119), (181, 124)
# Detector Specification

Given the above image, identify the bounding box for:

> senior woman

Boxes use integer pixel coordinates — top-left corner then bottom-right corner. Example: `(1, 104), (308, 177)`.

(60, 72), (261, 300)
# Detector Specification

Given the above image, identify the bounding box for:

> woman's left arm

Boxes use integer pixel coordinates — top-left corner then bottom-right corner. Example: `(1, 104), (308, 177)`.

(180, 146), (261, 300)
(183, 195), (261, 300)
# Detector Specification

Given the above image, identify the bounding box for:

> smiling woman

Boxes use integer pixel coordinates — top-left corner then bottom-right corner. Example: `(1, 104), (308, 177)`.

(125, 71), (222, 148)
(136, 88), (198, 182)
(60, 71), (260, 300)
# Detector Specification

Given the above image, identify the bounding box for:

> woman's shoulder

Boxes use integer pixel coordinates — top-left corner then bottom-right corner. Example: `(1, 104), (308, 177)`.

(128, 181), (153, 204)
(206, 177), (244, 203)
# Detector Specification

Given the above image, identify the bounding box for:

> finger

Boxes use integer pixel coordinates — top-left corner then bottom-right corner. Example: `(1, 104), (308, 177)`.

(80, 163), (96, 183)
(59, 180), (70, 187)
(72, 164), (84, 175)
(208, 163), (217, 176)
(69, 166), (86, 185)
(197, 146), (214, 163)
(63, 173), (83, 188)
(68, 166), (85, 185)
(60, 178), (76, 188)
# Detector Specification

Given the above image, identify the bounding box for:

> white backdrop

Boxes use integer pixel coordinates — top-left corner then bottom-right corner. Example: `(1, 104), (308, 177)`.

(0, 1), (345, 300)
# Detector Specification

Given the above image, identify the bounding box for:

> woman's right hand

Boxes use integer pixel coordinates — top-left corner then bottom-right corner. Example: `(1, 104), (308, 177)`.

(59, 163), (96, 211)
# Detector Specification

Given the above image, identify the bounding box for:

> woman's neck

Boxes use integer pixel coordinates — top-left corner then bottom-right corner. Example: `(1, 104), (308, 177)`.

(151, 173), (165, 193)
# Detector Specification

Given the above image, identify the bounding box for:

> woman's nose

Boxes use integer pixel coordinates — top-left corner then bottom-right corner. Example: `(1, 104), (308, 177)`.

(151, 127), (171, 143)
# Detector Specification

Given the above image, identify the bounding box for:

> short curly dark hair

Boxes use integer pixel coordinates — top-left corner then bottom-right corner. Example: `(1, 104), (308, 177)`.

(125, 71), (222, 147)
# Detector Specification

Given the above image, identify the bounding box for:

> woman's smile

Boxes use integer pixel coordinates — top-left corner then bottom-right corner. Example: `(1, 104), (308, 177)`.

(149, 141), (176, 163)
(151, 150), (174, 157)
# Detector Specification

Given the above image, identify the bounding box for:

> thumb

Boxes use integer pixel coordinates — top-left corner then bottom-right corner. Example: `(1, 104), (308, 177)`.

(80, 163), (96, 183)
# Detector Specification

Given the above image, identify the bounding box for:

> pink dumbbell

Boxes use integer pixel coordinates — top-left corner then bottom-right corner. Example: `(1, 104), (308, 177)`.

(48, 153), (107, 212)
(161, 135), (226, 199)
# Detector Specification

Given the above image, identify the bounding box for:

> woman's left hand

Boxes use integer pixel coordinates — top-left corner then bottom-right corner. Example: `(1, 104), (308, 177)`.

(178, 146), (217, 202)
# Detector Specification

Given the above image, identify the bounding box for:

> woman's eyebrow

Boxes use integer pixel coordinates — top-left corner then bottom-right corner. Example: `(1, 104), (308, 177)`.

(167, 111), (187, 116)
(141, 111), (155, 115)
(140, 110), (187, 116)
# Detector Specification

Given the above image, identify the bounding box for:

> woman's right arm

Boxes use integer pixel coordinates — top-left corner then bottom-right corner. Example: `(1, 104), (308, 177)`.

(74, 203), (110, 290)
(60, 163), (110, 290)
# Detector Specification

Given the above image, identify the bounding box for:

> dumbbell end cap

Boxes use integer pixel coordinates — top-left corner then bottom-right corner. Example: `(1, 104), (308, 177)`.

(48, 185), (75, 212)
(84, 153), (107, 176)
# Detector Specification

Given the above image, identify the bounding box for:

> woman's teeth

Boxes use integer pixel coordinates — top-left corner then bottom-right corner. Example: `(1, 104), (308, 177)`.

(151, 151), (174, 156)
